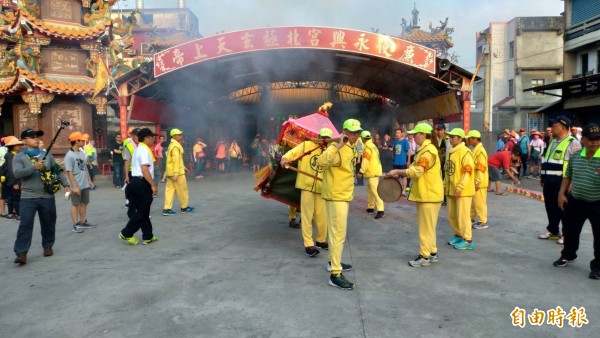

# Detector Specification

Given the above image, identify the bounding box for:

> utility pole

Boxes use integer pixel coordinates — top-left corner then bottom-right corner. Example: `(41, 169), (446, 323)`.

(483, 32), (492, 132)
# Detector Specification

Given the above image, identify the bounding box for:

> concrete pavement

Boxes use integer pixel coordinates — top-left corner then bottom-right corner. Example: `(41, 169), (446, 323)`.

(1, 171), (598, 338)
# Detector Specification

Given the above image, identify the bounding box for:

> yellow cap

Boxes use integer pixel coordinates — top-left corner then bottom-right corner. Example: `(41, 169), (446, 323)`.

(342, 119), (362, 132)
(466, 130), (481, 138)
(319, 128), (333, 138)
(407, 123), (433, 135)
(170, 128), (183, 136)
(447, 128), (466, 138)
(360, 130), (372, 138)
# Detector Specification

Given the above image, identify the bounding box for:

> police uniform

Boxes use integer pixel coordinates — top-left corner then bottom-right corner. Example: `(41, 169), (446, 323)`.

(540, 116), (581, 239)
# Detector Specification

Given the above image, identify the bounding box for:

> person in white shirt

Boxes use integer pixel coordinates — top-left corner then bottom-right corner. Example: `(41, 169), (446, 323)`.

(118, 128), (159, 245)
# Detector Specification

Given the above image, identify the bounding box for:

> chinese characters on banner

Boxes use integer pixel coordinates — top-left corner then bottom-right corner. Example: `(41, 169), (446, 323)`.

(154, 26), (436, 76)
(511, 306), (589, 328)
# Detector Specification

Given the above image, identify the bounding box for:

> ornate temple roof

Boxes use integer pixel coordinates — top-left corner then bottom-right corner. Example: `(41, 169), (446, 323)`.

(20, 10), (111, 41)
(151, 32), (191, 47)
(400, 29), (454, 48)
(0, 69), (95, 95)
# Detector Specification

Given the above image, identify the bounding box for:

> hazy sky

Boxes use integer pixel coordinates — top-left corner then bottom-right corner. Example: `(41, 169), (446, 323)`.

(120, 0), (564, 71)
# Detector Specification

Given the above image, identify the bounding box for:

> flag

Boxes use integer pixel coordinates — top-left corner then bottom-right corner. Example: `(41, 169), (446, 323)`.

(93, 58), (110, 98)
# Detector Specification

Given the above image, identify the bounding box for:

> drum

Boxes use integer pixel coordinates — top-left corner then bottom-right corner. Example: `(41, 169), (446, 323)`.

(377, 177), (403, 203)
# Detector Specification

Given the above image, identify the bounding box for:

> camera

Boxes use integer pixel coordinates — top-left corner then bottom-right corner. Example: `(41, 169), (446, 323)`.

(60, 120), (71, 127)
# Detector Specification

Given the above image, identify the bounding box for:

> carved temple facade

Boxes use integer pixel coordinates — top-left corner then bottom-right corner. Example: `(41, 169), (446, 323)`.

(0, 0), (143, 153)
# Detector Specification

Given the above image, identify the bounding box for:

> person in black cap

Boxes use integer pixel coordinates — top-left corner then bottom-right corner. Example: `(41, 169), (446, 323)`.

(13, 128), (71, 265)
(119, 128), (159, 245)
(434, 124), (449, 206)
(539, 115), (581, 244)
(554, 123), (600, 280)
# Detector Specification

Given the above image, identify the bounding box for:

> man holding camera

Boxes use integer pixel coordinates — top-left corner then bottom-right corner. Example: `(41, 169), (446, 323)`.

(13, 129), (71, 265)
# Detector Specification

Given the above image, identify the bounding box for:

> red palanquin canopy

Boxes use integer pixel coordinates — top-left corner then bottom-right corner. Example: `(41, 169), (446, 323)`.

(277, 103), (340, 147)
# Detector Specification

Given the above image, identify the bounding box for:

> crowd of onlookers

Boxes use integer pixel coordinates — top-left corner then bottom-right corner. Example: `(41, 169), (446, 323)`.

(494, 125), (584, 181)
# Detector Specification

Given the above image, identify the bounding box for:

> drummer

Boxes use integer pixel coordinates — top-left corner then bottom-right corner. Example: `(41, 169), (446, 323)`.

(388, 123), (443, 267)
(280, 128), (332, 257)
(317, 119), (362, 290)
(357, 131), (384, 219)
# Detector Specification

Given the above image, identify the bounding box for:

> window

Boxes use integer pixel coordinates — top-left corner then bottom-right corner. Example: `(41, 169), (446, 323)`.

(531, 79), (545, 96)
(582, 53), (589, 74)
(508, 41), (514, 59)
(508, 79), (514, 97)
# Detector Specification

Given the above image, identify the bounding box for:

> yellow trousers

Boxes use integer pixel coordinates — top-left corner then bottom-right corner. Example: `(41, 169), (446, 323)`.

(470, 189), (488, 224)
(417, 202), (441, 258)
(300, 190), (327, 247)
(326, 200), (349, 275)
(366, 177), (384, 211)
(447, 195), (473, 241)
(288, 206), (297, 219)
(163, 176), (189, 210)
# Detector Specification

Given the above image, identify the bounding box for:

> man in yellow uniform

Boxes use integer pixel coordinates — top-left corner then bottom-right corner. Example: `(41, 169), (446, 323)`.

(445, 128), (476, 250)
(317, 119), (361, 290)
(467, 130), (489, 230)
(280, 128), (332, 257)
(388, 123), (443, 267)
(163, 128), (195, 215)
(357, 131), (384, 219)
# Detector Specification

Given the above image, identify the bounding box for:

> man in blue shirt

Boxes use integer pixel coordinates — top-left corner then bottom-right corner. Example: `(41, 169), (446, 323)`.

(518, 128), (530, 176)
(392, 128), (411, 196)
(496, 132), (505, 152)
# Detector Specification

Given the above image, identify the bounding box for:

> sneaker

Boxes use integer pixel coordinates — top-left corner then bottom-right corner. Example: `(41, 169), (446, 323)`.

(288, 219), (300, 229)
(72, 224), (84, 233)
(473, 222), (489, 230)
(195, 175), (204, 179)
(142, 236), (158, 245)
(181, 207), (196, 213)
(328, 273), (355, 290)
(447, 235), (462, 246)
(315, 241), (329, 250)
(430, 253), (439, 263)
(79, 221), (96, 229)
(589, 271), (600, 280)
(162, 209), (176, 216)
(327, 261), (352, 272)
(305, 246), (320, 257)
(119, 232), (139, 245)
(538, 232), (561, 240)
(14, 253), (27, 265)
(408, 254), (431, 267)
(553, 256), (575, 267)
(454, 239), (475, 250)
(366, 208), (375, 215)
(43, 247), (53, 257)
(374, 211), (385, 219)
(557, 236), (564, 245)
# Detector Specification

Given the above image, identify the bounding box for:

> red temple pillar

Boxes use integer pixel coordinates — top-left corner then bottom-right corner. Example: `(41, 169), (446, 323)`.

(118, 96), (130, 138)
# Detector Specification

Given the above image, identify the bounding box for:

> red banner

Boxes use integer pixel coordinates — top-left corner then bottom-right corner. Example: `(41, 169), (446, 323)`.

(154, 26), (436, 77)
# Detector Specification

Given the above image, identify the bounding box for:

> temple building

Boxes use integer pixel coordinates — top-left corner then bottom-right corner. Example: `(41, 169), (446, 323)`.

(0, 0), (142, 153)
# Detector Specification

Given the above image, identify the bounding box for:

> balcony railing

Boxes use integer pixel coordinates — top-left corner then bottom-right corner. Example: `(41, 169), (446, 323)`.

(566, 16), (600, 41)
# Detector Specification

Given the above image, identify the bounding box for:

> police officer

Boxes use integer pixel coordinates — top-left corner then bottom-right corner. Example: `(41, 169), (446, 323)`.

(539, 115), (581, 243)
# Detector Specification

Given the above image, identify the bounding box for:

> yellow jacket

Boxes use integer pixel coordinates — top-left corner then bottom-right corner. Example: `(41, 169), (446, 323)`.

(282, 140), (324, 193)
(472, 143), (489, 189)
(165, 139), (185, 176)
(405, 139), (443, 203)
(360, 139), (382, 177)
(444, 142), (475, 196)
(317, 141), (358, 202)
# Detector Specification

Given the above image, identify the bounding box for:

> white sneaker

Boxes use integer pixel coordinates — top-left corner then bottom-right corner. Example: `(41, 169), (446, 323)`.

(557, 236), (564, 245)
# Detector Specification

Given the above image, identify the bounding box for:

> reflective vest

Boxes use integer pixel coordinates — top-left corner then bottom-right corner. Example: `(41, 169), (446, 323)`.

(541, 136), (574, 177)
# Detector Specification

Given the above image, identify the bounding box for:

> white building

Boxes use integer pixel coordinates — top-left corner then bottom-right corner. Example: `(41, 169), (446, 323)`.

(472, 17), (563, 133)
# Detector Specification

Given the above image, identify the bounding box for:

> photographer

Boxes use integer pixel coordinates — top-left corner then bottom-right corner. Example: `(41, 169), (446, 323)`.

(13, 129), (70, 265)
